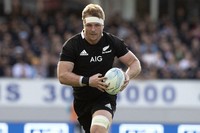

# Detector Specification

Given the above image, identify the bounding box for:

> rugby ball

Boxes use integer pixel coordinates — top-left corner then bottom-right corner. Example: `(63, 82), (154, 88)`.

(104, 67), (125, 95)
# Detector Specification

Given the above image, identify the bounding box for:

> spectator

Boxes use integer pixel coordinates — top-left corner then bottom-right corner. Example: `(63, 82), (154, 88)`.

(0, 6), (199, 79)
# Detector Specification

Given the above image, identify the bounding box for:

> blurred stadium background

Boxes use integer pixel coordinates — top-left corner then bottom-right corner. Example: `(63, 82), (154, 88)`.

(0, 0), (200, 133)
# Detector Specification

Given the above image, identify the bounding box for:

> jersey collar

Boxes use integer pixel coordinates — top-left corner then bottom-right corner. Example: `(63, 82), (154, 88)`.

(81, 30), (85, 39)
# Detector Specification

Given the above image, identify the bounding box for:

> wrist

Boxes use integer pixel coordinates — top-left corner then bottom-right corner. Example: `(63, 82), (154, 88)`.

(79, 76), (84, 86)
(81, 76), (90, 86)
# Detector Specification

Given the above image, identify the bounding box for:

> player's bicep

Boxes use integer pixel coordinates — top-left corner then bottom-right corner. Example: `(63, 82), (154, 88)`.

(118, 51), (138, 67)
(57, 61), (74, 78)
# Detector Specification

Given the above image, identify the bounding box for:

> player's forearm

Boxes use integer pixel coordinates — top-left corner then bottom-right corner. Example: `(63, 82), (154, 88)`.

(58, 72), (83, 87)
(126, 59), (141, 79)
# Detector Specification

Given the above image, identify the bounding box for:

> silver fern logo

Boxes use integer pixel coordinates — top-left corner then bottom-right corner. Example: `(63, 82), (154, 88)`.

(102, 45), (112, 54)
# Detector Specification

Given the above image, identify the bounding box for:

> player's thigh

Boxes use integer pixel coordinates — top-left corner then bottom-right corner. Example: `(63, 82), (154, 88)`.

(93, 110), (112, 121)
(91, 109), (112, 131)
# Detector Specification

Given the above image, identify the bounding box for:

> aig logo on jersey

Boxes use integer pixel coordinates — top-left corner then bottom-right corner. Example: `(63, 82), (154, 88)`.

(0, 123), (8, 133)
(90, 56), (102, 62)
(178, 124), (200, 133)
(24, 123), (69, 133)
(119, 124), (164, 133)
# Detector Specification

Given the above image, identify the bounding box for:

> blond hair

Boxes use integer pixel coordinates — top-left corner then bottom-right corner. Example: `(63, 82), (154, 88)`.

(82, 4), (105, 20)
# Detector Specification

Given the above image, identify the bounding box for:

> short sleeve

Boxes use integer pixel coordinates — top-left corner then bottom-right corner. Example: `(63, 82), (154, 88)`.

(109, 34), (129, 58)
(59, 39), (76, 62)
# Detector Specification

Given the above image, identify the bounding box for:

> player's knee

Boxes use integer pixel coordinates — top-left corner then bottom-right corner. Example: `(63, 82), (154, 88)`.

(90, 115), (110, 133)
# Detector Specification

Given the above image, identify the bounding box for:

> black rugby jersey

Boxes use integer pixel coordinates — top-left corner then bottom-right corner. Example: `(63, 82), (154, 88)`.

(60, 31), (129, 100)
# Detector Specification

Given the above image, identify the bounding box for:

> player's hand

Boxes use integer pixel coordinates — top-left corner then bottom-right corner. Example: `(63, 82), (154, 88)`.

(120, 72), (129, 92)
(89, 73), (108, 92)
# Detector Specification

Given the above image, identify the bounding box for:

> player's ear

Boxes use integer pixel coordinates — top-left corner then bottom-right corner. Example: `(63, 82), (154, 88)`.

(82, 19), (86, 26)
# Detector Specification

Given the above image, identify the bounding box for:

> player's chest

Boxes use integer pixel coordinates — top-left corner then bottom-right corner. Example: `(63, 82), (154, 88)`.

(78, 44), (114, 63)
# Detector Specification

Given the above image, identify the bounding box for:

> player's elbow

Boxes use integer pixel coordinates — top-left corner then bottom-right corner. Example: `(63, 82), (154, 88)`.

(136, 59), (142, 74)
(57, 73), (67, 85)
(130, 59), (142, 78)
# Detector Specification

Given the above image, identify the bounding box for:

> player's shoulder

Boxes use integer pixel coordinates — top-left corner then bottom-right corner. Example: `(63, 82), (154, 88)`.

(63, 33), (82, 47)
(103, 31), (123, 43)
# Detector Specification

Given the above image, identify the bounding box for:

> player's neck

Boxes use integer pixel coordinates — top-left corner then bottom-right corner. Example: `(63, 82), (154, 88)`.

(85, 36), (101, 45)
